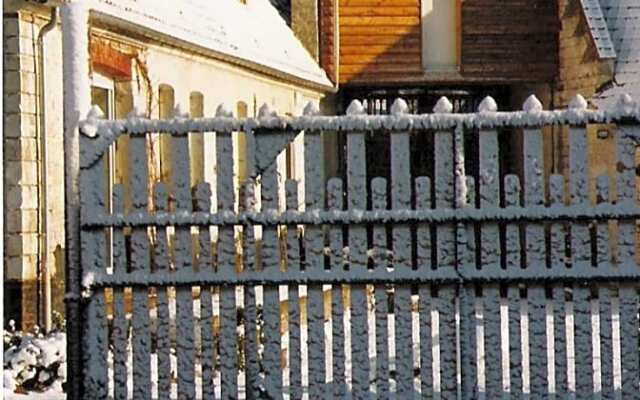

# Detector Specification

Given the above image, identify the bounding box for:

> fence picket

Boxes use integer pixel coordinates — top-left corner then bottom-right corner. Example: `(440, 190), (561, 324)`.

(569, 123), (594, 398)
(523, 126), (548, 397)
(371, 177), (389, 398)
(327, 177), (346, 398)
(304, 129), (327, 397)
(171, 125), (196, 399)
(390, 130), (415, 396)
(434, 119), (457, 400)
(505, 174), (523, 398)
(216, 130), (238, 398)
(129, 133), (152, 399)
(549, 175), (568, 398)
(111, 184), (128, 400)
(616, 124), (639, 398)
(80, 151), (108, 398)
(194, 183), (216, 399)
(286, 179), (303, 399)
(415, 176), (433, 398)
(152, 184), (172, 400)
(260, 138), (283, 395)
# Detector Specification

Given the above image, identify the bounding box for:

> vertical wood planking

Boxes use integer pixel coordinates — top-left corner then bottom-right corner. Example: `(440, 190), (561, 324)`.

(152, 184), (172, 400)
(523, 127), (548, 396)
(549, 175), (568, 398)
(286, 180), (303, 399)
(80, 153), (108, 398)
(569, 125), (594, 397)
(111, 184), (128, 400)
(434, 126), (457, 400)
(304, 129), (327, 397)
(242, 181), (260, 397)
(505, 174), (523, 398)
(391, 131), (415, 396)
(260, 138), (283, 395)
(371, 177), (389, 398)
(194, 183), (215, 399)
(129, 133), (152, 399)
(172, 127), (196, 399)
(216, 130), (238, 397)
(415, 177), (433, 398)
(479, 126), (502, 398)
(616, 125), (639, 398)
(327, 178), (346, 398)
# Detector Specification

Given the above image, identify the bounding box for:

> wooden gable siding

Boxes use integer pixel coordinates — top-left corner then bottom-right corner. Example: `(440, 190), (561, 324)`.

(338, 0), (422, 84)
(461, 0), (559, 81)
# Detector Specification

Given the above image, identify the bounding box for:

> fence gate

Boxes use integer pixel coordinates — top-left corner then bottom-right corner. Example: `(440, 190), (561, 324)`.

(74, 95), (640, 399)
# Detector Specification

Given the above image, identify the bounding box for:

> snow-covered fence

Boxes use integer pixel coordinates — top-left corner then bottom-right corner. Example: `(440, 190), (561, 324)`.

(74, 94), (640, 399)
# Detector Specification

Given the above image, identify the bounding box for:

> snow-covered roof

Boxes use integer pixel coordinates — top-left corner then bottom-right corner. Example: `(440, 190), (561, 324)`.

(592, 0), (640, 108)
(579, 0), (616, 59)
(90, 0), (333, 91)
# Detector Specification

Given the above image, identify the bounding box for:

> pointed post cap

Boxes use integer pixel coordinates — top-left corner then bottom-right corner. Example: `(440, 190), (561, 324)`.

(303, 101), (320, 116)
(390, 98), (409, 115)
(215, 103), (234, 118)
(523, 95), (543, 113)
(478, 96), (498, 113)
(568, 94), (588, 110)
(258, 103), (277, 119)
(172, 103), (189, 118)
(86, 104), (104, 120)
(433, 96), (453, 113)
(346, 99), (365, 115)
(615, 93), (635, 115)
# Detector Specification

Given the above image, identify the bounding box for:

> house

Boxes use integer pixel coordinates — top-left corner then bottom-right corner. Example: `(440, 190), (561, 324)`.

(3, 0), (334, 330)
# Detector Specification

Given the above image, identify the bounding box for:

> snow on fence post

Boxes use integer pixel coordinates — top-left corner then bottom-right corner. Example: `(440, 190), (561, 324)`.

(345, 99), (370, 397)
(415, 176), (434, 398)
(194, 182), (216, 399)
(152, 183), (172, 400)
(549, 174), (568, 398)
(433, 97), (458, 400)
(111, 184), (128, 400)
(371, 177), (390, 398)
(61, 2), (91, 397)
(504, 174), (523, 397)
(303, 112), (327, 398)
(568, 95), (594, 398)
(170, 106), (197, 399)
(128, 112), (152, 398)
(216, 116), (239, 398)
(615, 98), (640, 398)
(327, 177), (346, 398)
(258, 125), (284, 395)
(522, 95), (548, 396)
(390, 99), (415, 396)
(286, 179), (303, 398)
(79, 110), (108, 398)
(595, 176), (614, 399)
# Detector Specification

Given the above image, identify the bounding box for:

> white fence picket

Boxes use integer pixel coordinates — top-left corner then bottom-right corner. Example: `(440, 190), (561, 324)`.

(390, 130), (415, 396)
(304, 128), (327, 397)
(327, 177), (346, 398)
(110, 184), (128, 400)
(505, 174), (523, 397)
(371, 177), (389, 398)
(549, 175), (568, 398)
(152, 183), (172, 400)
(216, 130), (238, 398)
(286, 179), (303, 399)
(129, 133), (152, 399)
(523, 126), (548, 396)
(569, 122), (594, 398)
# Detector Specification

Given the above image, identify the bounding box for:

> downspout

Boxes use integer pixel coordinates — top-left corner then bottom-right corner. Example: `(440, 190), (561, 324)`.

(37, 6), (58, 333)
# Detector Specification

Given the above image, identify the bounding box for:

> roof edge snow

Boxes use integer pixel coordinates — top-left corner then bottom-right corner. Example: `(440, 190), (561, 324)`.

(579, 0), (617, 59)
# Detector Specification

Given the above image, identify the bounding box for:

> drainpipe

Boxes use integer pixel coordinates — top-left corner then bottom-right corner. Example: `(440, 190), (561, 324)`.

(36, 6), (58, 333)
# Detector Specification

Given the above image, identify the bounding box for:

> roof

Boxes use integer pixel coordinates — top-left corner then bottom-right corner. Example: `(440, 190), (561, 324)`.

(580, 0), (616, 59)
(591, 0), (640, 108)
(90, 0), (333, 91)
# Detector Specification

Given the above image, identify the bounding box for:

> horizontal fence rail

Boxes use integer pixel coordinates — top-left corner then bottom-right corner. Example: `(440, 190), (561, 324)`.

(77, 94), (640, 399)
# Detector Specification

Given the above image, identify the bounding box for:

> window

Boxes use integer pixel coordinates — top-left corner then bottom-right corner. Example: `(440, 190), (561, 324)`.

(91, 73), (117, 208)
(421, 0), (460, 71)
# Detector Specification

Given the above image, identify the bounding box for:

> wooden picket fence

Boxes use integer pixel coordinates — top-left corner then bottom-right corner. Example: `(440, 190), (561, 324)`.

(75, 95), (640, 399)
